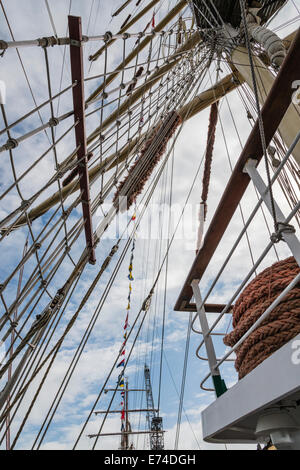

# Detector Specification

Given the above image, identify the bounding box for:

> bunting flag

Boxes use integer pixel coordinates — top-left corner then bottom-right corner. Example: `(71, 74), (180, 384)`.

(117, 358), (125, 368)
(115, 209), (137, 433)
(124, 313), (130, 330)
(151, 11), (155, 28)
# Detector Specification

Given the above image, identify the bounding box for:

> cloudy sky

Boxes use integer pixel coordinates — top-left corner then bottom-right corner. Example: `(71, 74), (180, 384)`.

(0, 0), (299, 451)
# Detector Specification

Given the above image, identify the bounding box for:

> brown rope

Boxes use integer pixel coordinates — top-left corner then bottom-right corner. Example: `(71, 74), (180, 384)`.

(200, 101), (219, 219)
(62, 152), (93, 187)
(126, 66), (144, 95)
(224, 256), (300, 379)
(113, 110), (182, 210)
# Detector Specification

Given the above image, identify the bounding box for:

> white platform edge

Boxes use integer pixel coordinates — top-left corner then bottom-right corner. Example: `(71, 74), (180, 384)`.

(202, 333), (300, 441)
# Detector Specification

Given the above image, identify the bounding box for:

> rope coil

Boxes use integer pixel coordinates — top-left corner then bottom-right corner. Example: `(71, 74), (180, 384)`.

(224, 257), (300, 379)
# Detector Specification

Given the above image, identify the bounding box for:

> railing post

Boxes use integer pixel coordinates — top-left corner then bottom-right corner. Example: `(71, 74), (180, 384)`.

(244, 158), (300, 268)
(191, 280), (227, 397)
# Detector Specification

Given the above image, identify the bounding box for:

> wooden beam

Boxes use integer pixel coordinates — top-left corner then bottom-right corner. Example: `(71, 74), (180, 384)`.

(181, 303), (233, 313)
(89, 0), (161, 63)
(11, 71), (234, 228)
(88, 430), (166, 438)
(94, 409), (158, 414)
(10, 30), (296, 230)
(68, 16), (96, 265)
(174, 27), (300, 311)
(87, 30), (201, 145)
(86, 0), (187, 105)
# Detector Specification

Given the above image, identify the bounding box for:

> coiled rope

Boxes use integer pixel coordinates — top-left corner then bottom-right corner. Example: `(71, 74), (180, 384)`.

(224, 256), (300, 379)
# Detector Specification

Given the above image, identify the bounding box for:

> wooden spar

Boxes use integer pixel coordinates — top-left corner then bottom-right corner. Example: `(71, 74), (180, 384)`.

(64, 28), (297, 173)
(86, 0), (187, 105)
(88, 430), (166, 438)
(53, 28), (297, 178)
(94, 409), (158, 414)
(174, 27), (300, 312)
(183, 303), (233, 313)
(112, 0), (133, 18)
(86, 30), (201, 144)
(89, 0), (161, 62)
(11, 71), (237, 228)
(54, 28), (201, 177)
(177, 71), (242, 121)
(68, 16), (96, 265)
(10, 29), (297, 229)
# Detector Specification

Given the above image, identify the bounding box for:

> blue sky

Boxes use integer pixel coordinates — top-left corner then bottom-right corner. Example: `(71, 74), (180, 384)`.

(0, 0), (299, 450)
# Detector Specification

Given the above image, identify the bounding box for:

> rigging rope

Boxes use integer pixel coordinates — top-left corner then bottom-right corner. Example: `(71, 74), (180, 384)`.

(239, 0), (278, 232)
(174, 312), (192, 450)
(196, 101), (219, 253)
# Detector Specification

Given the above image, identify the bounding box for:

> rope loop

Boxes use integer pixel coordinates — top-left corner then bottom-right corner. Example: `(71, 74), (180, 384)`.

(38, 36), (58, 48)
(0, 39), (8, 57)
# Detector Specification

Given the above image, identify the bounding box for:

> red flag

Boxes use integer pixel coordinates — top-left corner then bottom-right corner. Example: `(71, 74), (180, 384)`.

(117, 358), (125, 368)
(152, 12), (155, 28)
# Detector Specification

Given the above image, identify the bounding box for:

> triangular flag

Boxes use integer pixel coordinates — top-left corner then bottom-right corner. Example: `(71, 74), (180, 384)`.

(117, 359), (125, 368)
(152, 11), (155, 28)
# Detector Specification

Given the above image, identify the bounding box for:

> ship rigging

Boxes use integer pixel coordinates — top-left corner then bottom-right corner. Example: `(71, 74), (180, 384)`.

(0, 0), (299, 450)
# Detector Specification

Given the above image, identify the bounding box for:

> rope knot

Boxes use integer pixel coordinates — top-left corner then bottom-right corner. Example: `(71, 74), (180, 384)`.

(103, 31), (113, 42)
(0, 40), (8, 57)
(271, 222), (296, 244)
(48, 117), (59, 127)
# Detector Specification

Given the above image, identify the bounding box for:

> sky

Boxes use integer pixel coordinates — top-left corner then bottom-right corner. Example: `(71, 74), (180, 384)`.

(0, 0), (299, 451)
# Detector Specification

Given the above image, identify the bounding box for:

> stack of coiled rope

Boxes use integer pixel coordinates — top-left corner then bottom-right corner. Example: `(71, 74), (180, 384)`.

(224, 257), (300, 379)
